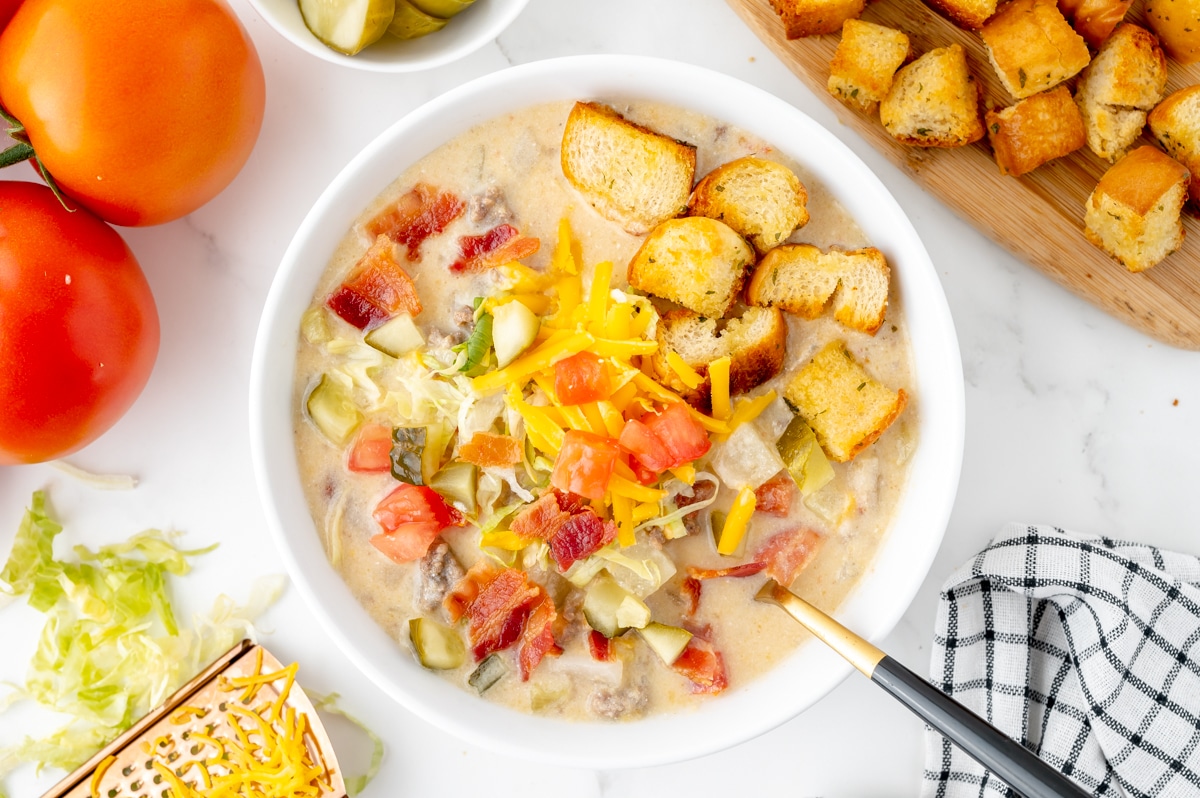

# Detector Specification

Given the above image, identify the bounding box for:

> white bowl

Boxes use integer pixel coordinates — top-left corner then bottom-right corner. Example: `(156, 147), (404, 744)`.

(250, 54), (965, 768)
(246, 0), (529, 72)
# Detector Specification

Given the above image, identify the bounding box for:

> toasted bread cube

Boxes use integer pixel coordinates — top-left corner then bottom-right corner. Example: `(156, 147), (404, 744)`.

(746, 244), (890, 334)
(981, 0), (1090, 100)
(561, 102), (696, 236)
(985, 86), (1086, 176)
(1084, 145), (1189, 272)
(627, 217), (754, 318)
(1149, 85), (1200, 206)
(652, 307), (787, 408)
(784, 341), (907, 462)
(1058, 0), (1134, 49)
(880, 45), (985, 148)
(769, 0), (866, 38)
(1076, 24), (1168, 163)
(923, 0), (998, 29)
(687, 157), (809, 255)
(827, 20), (912, 114)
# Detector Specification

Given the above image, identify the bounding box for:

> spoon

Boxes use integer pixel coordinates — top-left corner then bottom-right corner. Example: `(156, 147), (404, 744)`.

(755, 580), (1091, 798)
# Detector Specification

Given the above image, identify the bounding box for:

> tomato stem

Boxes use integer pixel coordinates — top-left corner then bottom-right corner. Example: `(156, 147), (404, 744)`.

(0, 104), (76, 213)
(0, 141), (33, 168)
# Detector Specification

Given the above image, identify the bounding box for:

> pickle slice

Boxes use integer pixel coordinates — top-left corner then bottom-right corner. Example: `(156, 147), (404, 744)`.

(299, 0), (395, 56)
(409, 617), (465, 670)
(409, 0), (475, 18)
(306, 375), (361, 445)
(387, 0), (448, 39)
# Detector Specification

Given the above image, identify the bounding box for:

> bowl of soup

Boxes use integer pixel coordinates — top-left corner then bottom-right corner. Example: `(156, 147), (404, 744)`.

(249, 54), (964, 768)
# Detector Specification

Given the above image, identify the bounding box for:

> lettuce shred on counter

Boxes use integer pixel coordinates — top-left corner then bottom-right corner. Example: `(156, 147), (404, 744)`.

(0, 491), (286, 796)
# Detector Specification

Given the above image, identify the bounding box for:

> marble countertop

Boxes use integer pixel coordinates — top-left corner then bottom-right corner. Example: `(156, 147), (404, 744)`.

(2, 0), (1199, 795)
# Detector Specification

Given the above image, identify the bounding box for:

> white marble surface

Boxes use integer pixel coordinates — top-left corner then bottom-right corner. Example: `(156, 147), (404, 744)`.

(2, 0), (1199, 795)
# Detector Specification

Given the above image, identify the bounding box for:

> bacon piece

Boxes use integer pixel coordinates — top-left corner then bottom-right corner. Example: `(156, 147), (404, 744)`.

(755, 527), (824, 586)
(754, 473), (795, 518)
(326, 236), (422, 329)
(465, 568), (542, 660)
(686, 562), (767, 580)
(547, 512), (617, 571)
(518, 599), (562, 680)
(587, 630), (612, 661)
(510, 493), (572, 541)
(443, 561), (499, 622)
(681, 576), (702, 618)
(553, 490), (589, 515)
(450, 225), (541, 273)
(459, 431), (523, 467)
(365, 183), (465, 259)
(673, 638), (728, 695)
(326, 286), (388, 330)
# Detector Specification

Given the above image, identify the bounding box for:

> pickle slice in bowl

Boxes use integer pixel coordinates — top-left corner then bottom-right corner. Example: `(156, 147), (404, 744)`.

(409, 0), (476, 18)
(387, 0), (448, 38)
(299, 0), (395, 55)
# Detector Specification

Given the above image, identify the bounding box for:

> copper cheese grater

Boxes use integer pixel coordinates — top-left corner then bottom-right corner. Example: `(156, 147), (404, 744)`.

(41, 639), (346, 798)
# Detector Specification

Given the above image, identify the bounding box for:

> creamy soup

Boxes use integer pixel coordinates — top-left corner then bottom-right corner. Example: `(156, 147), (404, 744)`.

(293, 99), (916, 720)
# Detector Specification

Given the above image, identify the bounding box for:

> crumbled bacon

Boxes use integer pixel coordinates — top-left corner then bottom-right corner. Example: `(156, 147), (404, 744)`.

(681, 576), (702, 618)
(587, 630), (612, 662)
(672, 638), (728, 695)
(326, 235), (422, 329)
(755, 527), (824, 586)
(510, 491), (615, 571)
(754, 473), (795, 518)
(518, 599), (562, 680)
(685, 562), (766, 580)
(510, 493), (571, 541)
(464, 568), (543, 660)
(443, 561), (498, 622)
(458, 431), (523, 467)
(365, 183), (465, 259)
(450, 224), (541, 273)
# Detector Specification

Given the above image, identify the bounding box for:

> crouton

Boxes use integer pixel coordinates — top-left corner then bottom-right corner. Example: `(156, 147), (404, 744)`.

(652, 307), (788, 408)
(1057, 0), (1134, 49)
(627, 217), (755, 318)
(687, 157), (809, 255)
(827, 20), (912, 114)
(745, 244), (890, 335)
(1146, 0), (1200, 64)
(985, 86), (1087, 176)
(1076, 23), (1168, 163)
(769, 0), (866, 38)
(1149, 85), (1200, 206)
(880, 45), (985, 148)
(784, 341), (907, 462)
(980, 0), (1090, 100)
(1084, 145), (1189, 272)
(922, 0), (998, 29)
(561, 102), (696, 236)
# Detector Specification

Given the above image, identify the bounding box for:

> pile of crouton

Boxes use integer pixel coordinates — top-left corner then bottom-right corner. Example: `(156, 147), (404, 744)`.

(560, 101), (907, 463)
(769, 0), (1200, 273)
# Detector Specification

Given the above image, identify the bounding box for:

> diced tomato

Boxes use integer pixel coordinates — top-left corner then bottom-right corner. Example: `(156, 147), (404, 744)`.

(754, 473), (794, 517)
(672, 638), (728, 695)
(465, 568), (542, 660)
(681, 576), (702, 618)
(628, 455), (660, 486)
(686, 562), (767, 580)
(326, 236), (422, 329)
(644, 403), (711, 466)
(365, 183), (465, 259)
(449, 224), (541, 273)
(347, 424), (393, 473)
(588, 629), (612, 661)
(373, 484), (463, 534)
(369, 522), (442, 564)
(755, 527), (824, 586)
(618, 418), (675, 473)
(553, 351), (611, 406)
(551, 430), (619, 501)
(546, 512), (616, 571)
(444, 561), (498, 622)
(517, 599), (562, 680)
(458, 431), (523, 467)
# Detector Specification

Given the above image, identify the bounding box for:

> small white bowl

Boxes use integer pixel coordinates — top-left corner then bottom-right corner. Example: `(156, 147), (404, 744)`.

(250, 55), (965, 768)
(246, 0), (529, 72)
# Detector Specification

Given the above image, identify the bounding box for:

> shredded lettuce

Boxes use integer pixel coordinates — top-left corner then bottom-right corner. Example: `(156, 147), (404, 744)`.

(0, 491), (285, 793)
(50, 461), (138, 491)
(308, 692), (384, 797)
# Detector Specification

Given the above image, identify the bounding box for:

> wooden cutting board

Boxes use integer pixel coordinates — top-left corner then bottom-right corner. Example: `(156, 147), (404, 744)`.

(727, 0), (1200, 350)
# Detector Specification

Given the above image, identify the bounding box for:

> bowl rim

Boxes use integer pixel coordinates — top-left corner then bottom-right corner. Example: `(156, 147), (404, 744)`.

(250, 53), (965, 768)
(244, 0), (531, 73)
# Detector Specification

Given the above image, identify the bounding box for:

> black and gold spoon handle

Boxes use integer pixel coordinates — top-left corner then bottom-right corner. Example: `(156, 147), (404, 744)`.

(755, 580), (1091, 798)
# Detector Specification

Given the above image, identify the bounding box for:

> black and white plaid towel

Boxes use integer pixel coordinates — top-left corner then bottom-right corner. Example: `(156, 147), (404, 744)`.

(921, 524), (1200, 798)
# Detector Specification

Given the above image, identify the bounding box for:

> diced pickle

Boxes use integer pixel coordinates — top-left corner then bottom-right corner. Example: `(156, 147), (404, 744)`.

(422, 420), (453, 484)
(637, 622), (693, 666)
(583, 573), (650, 638)
(777, 416), (835, 495)
(409, 617), (465, 670)
(299, 0), (394, 55)
(390, 427), (426, 485)
(306, 375), (362, 445)
(468, 654), (507, 694)
(387, 0), (447, 39)
(429, 461), (478, 514)
(364, 313), (424, 358)
(409, 0), (475, 18)
(491, 300), (540, 367)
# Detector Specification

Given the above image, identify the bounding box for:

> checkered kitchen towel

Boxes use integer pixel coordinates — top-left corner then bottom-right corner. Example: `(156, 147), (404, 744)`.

(922, 524), (1200, 798)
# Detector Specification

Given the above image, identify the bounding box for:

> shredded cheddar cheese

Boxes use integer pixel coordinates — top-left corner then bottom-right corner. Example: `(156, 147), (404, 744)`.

(551, 218), (578, 275)
(665, 351), (703, 390)
(709, 356), (732, 420)
(717, 487), (757, 555)
(585, 261), (613, 325)
(472, 332), (593, 393)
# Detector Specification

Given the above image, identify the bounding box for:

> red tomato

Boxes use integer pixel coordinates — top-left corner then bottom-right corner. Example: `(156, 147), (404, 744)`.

(618, 418), (675, 473)
(644, 404), (711, 465)
(0, 0), (265, 226)
(551, 430), (619, 500)
(373, 484), (461, 533)
(553, 351), (611, 405)
(346, 424), (393, 473)
(0, 0), (21, 30)
(0, 181), (159, 464)
(370, 523), (442, 564)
